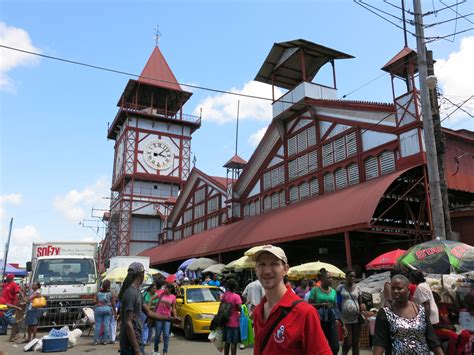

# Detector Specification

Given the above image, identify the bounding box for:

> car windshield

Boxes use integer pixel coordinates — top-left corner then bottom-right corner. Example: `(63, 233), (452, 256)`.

(186, 288), (222, 303)
(33, 259), (96, 285)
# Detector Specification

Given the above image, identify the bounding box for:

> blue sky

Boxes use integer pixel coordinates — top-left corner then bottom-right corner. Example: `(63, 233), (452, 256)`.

(1, 0), (473, 264)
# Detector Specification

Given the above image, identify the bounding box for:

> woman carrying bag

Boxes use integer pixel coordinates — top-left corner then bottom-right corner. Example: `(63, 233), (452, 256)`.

(336, 270), (366, 355)
(94, 280), (116, 345)
(25, 282), (43, 343)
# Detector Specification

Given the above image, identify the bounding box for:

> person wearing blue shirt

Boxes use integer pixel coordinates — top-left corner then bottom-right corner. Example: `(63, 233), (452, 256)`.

(207, 274), (221, 287)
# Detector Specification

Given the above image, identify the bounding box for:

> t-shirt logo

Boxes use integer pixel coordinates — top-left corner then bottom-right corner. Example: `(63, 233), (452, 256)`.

(274, 325), (285, 344)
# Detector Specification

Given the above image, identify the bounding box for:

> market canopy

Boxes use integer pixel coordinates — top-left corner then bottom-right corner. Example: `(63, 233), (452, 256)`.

(288, 261), (345, 279)
(186, 257), (218, 271)
(366, 249), (406, 270)
(0, 260), (27, 277)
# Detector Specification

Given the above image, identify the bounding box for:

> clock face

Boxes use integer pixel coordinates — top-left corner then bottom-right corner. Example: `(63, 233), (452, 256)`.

(143, 139), (174, 170)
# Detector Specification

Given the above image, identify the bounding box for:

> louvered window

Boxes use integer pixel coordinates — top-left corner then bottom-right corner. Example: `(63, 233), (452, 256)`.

(310, 178), (319, 196)
(299, 182), (310, 200)
(289, 159), (298, 180)
(207, 196), (218, 213)
(271, 169), (279, 187)
(195, 188), (205, 203)
(263, 196), (271, 211)
(255, 200), (261, 214)
(365, 157), (379, 180)
(183, 209), (193, 223)
(308, 125), (317, 146)
(346, 132), (357, 156)
(298, 155), (308, 176)
(249, 202), (255, 216)
(288, 136), (297, 156)
(334, 137), (346, 162)
(308, 150), (318, 172)
(289, 186), (299, 203)
(324, 173), (335, 192)
(380, 151), (395, 175)
(194, 203), (205, 218)
(322, 143), (333, 167)
(263, 171), (271, 190)
(335, 168), (348, 189)
(174, 230), (182, 240)
(271, 193), (279, 209)
(280, 190), (285, 207)
(243, 204), (250, 217)
(347, 163), (360, 185)
(297, 131), (308, 152)
(278, 166), (285, 185)
(184, 226), (193, 238)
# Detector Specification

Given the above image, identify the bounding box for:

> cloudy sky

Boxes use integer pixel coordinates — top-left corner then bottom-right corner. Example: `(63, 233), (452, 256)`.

(1, 0), (473, 264)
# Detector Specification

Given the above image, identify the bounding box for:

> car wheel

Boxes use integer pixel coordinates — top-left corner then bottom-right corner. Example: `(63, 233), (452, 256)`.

(184, 316), (195, 340)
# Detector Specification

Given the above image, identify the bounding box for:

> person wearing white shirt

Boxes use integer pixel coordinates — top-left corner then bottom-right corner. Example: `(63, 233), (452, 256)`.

(410, 270), (439, 325)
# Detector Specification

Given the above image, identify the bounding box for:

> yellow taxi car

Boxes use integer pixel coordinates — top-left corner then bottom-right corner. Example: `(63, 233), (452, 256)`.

(174, 285), (223, 339)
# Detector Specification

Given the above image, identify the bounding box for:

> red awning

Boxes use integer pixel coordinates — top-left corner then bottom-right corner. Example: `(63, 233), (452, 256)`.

(140, 169), (407, 265)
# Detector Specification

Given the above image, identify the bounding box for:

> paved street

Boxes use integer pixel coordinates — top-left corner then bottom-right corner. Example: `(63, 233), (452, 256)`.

(0, 328), (373, 354)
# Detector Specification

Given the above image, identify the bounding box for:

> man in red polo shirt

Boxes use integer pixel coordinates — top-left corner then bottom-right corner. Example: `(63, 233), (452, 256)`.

(0, 274), (25, 336)
(251, 245), (331, 355)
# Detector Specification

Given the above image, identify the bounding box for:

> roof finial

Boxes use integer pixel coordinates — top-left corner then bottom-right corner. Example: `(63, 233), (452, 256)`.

(154, 25), (161, 46)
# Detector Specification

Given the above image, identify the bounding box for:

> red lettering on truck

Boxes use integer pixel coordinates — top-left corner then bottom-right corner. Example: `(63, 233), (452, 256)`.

(36, 246), (60, 257)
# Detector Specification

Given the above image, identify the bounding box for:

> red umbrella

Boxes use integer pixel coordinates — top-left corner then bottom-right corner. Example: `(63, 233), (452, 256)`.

(366, 249), (406, 270)
(165, 274), (176, 283)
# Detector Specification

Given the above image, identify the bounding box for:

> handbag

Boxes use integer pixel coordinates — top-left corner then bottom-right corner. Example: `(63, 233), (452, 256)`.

(347, 286), (365, 324)
(32, 296), (46, 308)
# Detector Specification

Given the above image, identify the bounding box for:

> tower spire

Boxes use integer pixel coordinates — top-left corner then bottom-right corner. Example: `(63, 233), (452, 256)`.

(154, 25), (161, 46)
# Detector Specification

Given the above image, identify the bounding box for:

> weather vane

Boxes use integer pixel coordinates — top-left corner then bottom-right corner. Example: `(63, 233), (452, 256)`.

(154, 25), (161, 46)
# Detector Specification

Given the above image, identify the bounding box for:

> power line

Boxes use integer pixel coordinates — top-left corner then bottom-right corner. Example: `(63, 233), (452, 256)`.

(439, 0), (473, 24)
(440, 95), (474, 123)
(0, 44), (275, 103)
(424, 12), (473, 28)
(425, 27), (474, 42)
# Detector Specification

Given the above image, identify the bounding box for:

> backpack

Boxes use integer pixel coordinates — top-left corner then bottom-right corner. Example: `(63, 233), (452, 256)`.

(210, 302), (232, 330)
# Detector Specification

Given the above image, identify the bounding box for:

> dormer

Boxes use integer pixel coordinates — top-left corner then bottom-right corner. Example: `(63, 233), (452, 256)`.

(254, 39), (353, 121)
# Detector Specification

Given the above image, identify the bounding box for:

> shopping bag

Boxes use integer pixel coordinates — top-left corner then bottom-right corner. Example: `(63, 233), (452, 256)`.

(32, 296), (46, 308)
(208, 327), (224, 352)
(239, 305), (249, 342)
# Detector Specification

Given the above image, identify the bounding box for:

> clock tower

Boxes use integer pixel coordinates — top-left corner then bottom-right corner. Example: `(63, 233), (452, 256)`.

(102, 46), (201, 259)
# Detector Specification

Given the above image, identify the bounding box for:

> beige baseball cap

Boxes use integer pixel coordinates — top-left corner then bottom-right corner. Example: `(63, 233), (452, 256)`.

(251, 245), (288, 264)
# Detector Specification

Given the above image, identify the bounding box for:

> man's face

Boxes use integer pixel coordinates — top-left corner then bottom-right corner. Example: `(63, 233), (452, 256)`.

(255, 252), (288, 291)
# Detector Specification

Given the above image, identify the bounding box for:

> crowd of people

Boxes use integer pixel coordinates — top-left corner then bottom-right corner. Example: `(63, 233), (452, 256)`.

(1, 247), (473, 354)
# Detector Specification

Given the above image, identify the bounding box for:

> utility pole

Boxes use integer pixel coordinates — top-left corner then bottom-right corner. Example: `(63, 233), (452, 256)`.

(426, 50), (454, 240)
(1, 218), (13, 281)
(413, 0), (447, 239)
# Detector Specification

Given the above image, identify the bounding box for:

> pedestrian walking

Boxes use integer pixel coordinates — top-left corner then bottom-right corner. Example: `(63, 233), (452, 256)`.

(94, 279), (116, 345)
(242, 279), (264, 317)
(251, 245), (331, 355)
(336, 270), (366, 355)
(0, 273), (25, 340)
(373, 274), (443, 355)
(410, 270), (439, 325)
(295, 278), (309, 299)
(221, 278), (242, 355)
(25, 281), (42, 343)
(118, 262), (180, 355)
(308, 270), (340, 354)
(153, 283), (177, 355)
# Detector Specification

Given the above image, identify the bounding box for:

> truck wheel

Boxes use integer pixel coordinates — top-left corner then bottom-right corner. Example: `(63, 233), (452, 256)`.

(184, 316), (195, 340)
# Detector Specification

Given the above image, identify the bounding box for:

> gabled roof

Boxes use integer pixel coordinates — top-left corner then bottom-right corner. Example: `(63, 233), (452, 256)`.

(255, 39), (354, 90)
(140, 168), (411, 265)
(167, 168), (227, 225)
(381, 47), (418, 78)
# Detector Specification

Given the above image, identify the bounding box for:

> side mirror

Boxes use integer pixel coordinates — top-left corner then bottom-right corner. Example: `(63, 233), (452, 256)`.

(176, 298), (183, 305)
(26, 262), (32, 272)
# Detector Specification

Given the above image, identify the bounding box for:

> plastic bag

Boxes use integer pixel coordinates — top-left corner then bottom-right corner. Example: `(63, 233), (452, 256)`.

(239, 305), (249, 342)
(208, 327), (224, 352)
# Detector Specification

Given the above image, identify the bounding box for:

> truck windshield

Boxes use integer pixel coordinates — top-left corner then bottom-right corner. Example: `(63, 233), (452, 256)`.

(33, 259), (96, 285)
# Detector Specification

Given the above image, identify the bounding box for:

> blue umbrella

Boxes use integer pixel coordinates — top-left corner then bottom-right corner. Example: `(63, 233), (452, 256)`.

(178, 258), (196, 271)
(0, 259), (28, 277)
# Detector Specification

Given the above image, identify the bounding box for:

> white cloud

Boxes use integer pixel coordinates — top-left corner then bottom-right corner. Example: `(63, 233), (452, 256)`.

(249, 126), (269, 147)
(0, 22), (41, 91)
(193, 81), (283, 124)
(54, 177), (110, 222)
(435, 36), (474, 125)
(1, 225), (42, 264)
(0, 193), (22, 219)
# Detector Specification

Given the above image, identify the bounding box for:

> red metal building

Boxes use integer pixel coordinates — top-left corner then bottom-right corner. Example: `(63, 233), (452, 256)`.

(138, 39), (473, 270)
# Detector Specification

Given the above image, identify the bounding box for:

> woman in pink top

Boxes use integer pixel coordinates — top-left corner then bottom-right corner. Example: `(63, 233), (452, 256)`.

(153, 283), (177, 355)
(221, 278), (242, 355)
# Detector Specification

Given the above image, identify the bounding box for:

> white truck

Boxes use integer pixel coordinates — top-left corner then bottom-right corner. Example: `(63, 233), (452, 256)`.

(27, 242), (99, 327)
